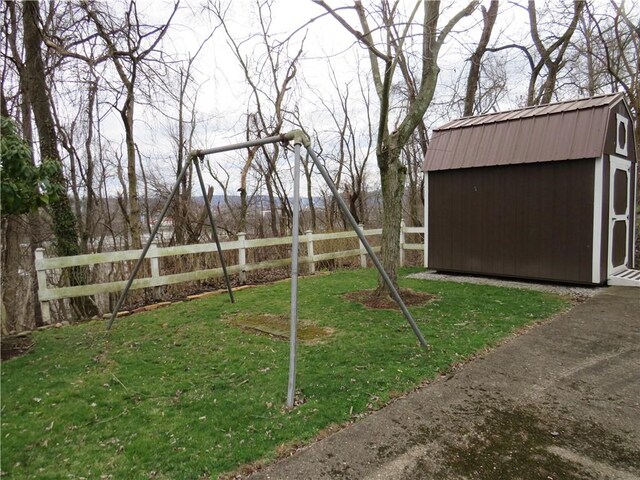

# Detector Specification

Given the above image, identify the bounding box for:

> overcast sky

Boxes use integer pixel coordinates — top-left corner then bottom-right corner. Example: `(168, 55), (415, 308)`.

(86, 0), (612, 198)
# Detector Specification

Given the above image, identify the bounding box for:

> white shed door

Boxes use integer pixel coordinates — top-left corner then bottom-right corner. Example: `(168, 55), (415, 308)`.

(608, 156), (632, 277)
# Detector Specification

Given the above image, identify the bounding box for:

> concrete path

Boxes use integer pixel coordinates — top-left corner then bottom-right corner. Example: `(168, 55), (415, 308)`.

(249, 287), (640, 479)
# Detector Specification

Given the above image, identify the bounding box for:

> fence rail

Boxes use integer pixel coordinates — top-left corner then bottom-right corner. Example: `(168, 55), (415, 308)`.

(35, 222), (423, 322)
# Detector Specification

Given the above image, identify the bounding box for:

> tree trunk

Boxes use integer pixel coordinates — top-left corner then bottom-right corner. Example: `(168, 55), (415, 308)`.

(348, 189), (361, 225)
(376, 146), (406, 293)
(122, 92), (142, 249)
(265, 170), (279, 237)
(173, 70), (190, 246)
(29, 211), (44, 327)
(238, 187), (248, 234)
(22, 0), (97, 319)
(3, 12), (44, 329)
(83, 78), (98, 252)
(407, 182), (422, 228)
(1, 216), (22, 332)
(303, 156), (317, 231)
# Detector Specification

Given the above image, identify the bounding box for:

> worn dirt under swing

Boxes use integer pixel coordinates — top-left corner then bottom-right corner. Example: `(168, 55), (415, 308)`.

(106, 129), (428, 409)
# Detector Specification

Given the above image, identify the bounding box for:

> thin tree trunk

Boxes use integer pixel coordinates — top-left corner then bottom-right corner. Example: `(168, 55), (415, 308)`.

(239, 188), (249, 234)
(122, 91), (142, 249)
(83, 78), (98, 252)
(173, 70), (188, 245)
(264, 170), (279, 237)
(28, 212), (44, 327)
(303, 153), (317, 232)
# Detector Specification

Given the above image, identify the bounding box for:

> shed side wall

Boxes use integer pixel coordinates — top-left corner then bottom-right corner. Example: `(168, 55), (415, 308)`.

(428, 159), (596, 284)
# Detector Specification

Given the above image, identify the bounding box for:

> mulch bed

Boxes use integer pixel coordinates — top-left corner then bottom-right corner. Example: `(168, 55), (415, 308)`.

(345, 289), (434, 310)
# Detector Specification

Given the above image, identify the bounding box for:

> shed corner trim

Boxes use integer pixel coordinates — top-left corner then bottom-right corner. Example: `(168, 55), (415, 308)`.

(592, 156), (604, 284)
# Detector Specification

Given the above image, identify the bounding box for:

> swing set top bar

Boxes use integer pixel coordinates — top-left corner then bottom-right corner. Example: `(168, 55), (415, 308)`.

(107, 130), (312, 331)
(108, 128), (426, 348)
(189, 130), (310, 159)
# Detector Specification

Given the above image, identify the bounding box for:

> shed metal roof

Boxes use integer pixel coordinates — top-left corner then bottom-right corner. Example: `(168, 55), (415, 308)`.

(423, 93), (624, 172)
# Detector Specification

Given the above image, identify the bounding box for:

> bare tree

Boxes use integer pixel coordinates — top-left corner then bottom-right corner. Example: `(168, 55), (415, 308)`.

(209, 0), (303, 235)
(568, 5), (604, 96)
(464, 0), (499, 116)
(313, 0), (478, 293)
(528, 0), (586, 105)
(587, 1), (639, 151)
(21, 0), (98, 318)
(315, 80), (348, 229)
(80, 0), (178, 249)
(151, 28), (216, 246)
(483, 1), (585, 106)
(315, 63), (374, 228)
(3, 1), (45, 328)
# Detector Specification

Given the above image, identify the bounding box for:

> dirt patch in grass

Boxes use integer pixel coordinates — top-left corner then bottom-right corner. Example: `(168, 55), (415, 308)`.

(345, 289), (434, 310)
(223, 313), (334, 344)
(1, 334), (35, 361)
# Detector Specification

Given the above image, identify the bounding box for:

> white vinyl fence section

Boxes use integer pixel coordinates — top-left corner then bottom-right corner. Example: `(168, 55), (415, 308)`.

(35, 221), (423, 323)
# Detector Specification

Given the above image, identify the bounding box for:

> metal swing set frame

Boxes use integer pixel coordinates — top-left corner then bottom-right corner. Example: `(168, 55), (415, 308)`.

(107, 129), (427, 409)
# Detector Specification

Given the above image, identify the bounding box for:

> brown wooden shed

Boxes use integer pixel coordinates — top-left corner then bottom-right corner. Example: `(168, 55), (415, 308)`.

(423, 93), (638, 286)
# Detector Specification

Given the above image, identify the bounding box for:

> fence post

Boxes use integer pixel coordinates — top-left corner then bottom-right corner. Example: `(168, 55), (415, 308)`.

(34, 248), (51, 324)
(149, 242), (160, 280)
(238, 232), (247, 284)
(149, 242), (161, 299)
(358, 224), (367, 268)
(400, 219), (406, 267)
(305, 229), (315, 274)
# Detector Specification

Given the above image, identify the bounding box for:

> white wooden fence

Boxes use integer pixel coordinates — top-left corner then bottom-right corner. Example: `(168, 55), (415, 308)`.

(35, 221), (424, 323)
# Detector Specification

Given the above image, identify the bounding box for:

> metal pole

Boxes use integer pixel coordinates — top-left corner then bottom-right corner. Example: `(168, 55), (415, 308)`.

(107, 154), (193, 330)
(190, 132), (296, 158)
(286, 142), (302, 409)
(108, 133), (303, 331)
(305, 145), (428, 348)
(193, 156), (235, 304)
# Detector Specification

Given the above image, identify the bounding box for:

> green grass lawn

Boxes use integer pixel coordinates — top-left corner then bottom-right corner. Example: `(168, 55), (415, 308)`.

(1, 269), (568, 479)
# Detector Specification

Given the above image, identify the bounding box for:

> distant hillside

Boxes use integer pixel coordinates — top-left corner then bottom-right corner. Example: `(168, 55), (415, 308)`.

(196, 195), (320, 208)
